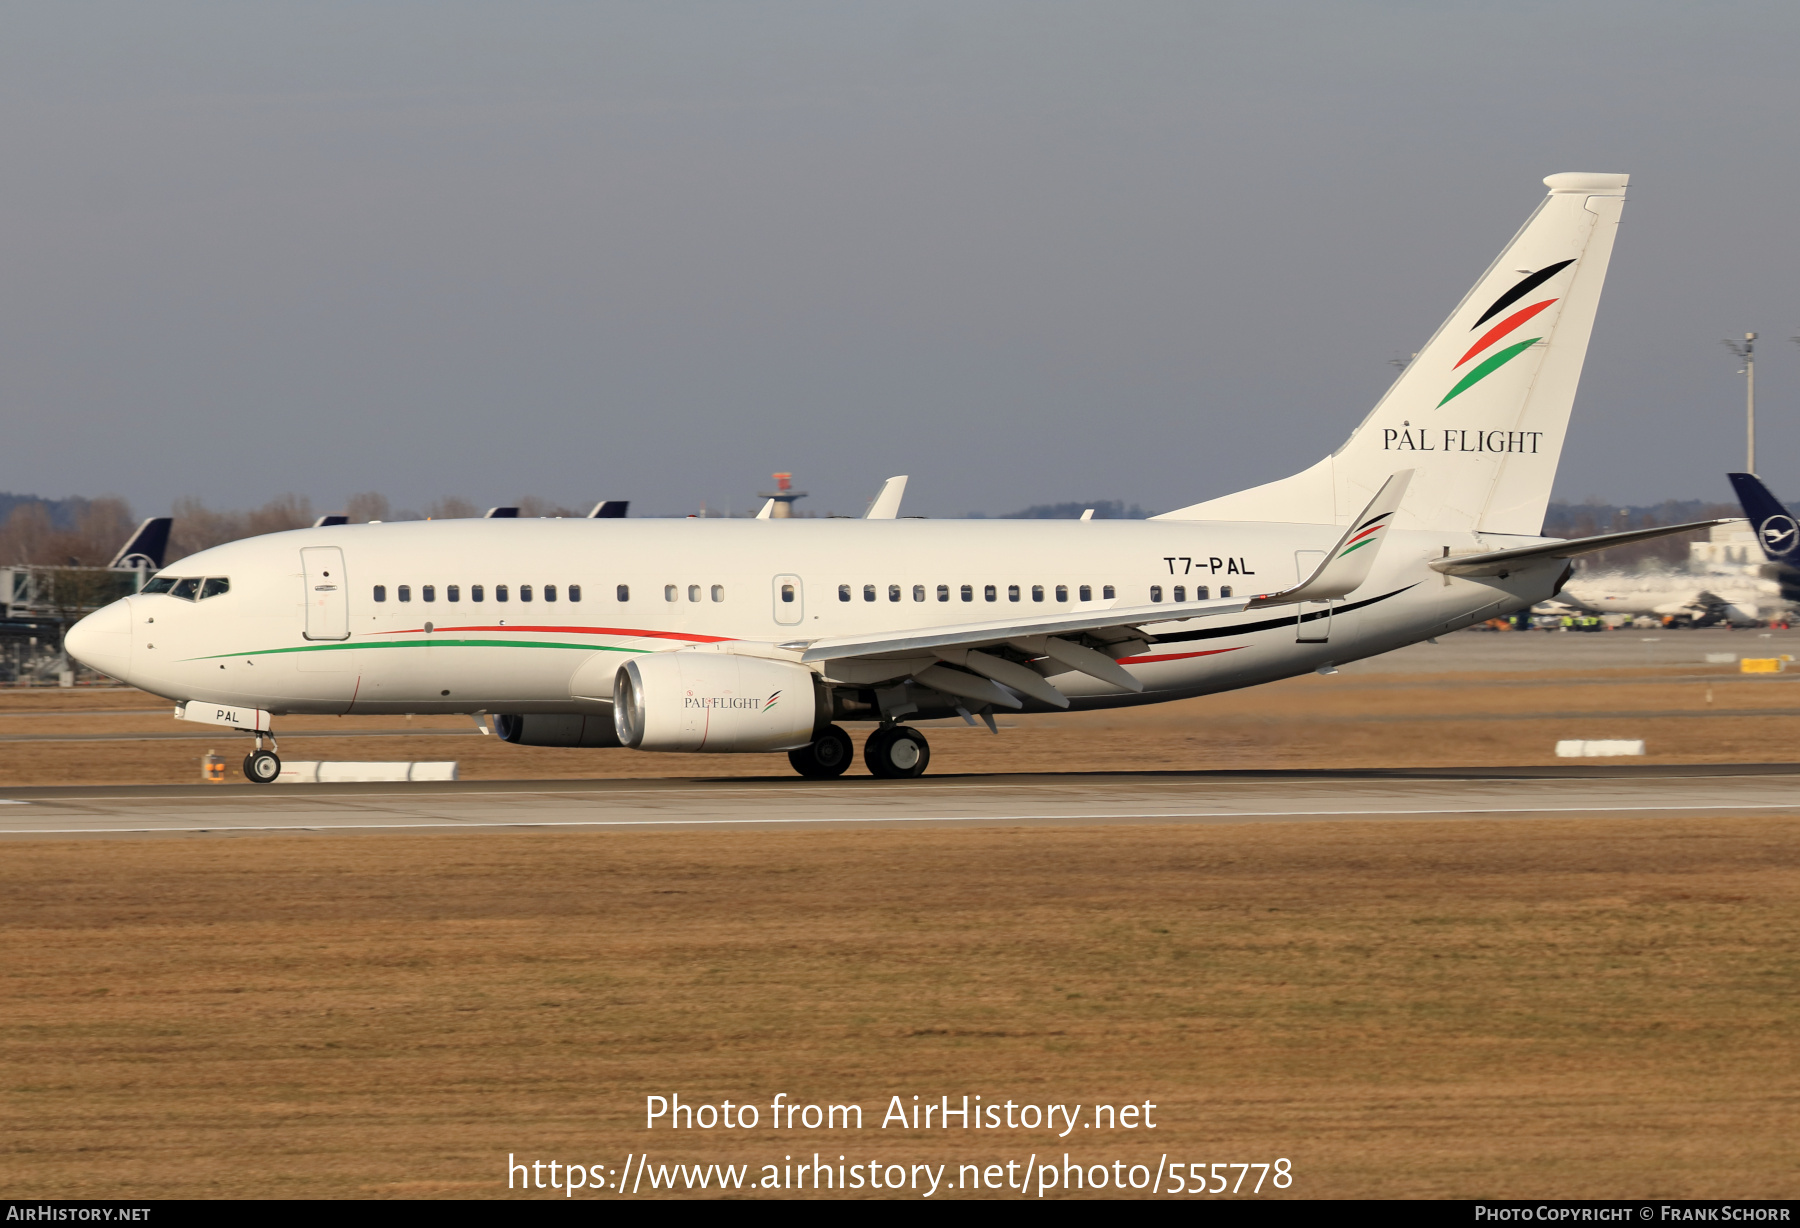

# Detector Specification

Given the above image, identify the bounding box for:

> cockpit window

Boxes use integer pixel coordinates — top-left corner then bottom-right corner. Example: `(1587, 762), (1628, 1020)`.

(200, 578), (230, 599)
(170, 578), (200, 601)
(141, 576), (176, 595)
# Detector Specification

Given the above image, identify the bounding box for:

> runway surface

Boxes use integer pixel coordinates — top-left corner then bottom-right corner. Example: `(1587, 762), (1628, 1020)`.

(1, 763), (1798, 839)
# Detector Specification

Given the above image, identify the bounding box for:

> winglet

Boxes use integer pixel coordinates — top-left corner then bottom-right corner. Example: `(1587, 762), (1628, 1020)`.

(864, 476), (908, 519)
(1728, 472), (1798, 561)
(1246, 471), (1413, 609)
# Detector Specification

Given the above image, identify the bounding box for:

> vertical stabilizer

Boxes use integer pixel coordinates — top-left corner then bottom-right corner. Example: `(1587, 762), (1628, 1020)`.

(1159, 172), (1628, 534)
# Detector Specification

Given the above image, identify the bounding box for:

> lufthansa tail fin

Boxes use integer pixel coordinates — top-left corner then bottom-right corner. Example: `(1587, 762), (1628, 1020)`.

(1160, 172), (1629, 536)
(1727, 472), (1799, 562)
(107, 517), (172, 570)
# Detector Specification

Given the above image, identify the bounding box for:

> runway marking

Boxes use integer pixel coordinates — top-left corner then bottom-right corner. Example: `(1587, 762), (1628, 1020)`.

(15, 769), (1799, 808)
(5, 800), (1800, 835)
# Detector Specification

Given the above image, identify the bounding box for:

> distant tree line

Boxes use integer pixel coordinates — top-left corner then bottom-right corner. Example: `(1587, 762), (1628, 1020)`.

(0, 489), (1775, 571)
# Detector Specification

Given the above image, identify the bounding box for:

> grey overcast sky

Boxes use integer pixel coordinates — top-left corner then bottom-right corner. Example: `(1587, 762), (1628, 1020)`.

(2, 1), (1797, 518)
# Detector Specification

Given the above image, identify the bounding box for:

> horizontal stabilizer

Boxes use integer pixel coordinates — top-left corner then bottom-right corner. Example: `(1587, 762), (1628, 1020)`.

(1429, 519), (1728, 577)
(312, 514), (349, 528)
(1245, 471), (1412, 609)
(589, 500), (630, 519)
(485, 506), (520, 519)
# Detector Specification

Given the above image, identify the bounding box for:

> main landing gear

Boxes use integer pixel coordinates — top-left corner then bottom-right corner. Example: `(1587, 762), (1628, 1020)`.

(863, 725), (930, 779)
(788, 725), (855, 778)
(786, 723), (933, 779)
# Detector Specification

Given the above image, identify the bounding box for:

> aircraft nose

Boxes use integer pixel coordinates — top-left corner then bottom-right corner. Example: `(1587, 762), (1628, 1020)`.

(65, 598), (132, 681)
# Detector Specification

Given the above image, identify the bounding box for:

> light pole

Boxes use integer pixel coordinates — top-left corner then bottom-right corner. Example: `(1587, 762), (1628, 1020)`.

(1724, 332), (1756, 473)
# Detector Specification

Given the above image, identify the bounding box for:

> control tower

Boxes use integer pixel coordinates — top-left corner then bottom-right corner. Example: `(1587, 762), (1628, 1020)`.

(756, 472), (808, 518)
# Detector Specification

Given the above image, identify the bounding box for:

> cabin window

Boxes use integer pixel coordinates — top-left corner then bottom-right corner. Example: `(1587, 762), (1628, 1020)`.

(984, 584), (996, 602)
(544, 584), (557, 602)
(839, 585), (851, 602)
(171, 578), (200, 601)
(472, 584), (484, 602)
(687, 584), (700, 603)
(423, 584), (436, 602)
(496, 584), (509, 602)
(1195, 585), (1209, 600)
(373, 585), (387, 602)
(888, 584), (901, 602)
(1172, 585), (1185, 602)
(1079, 585), (1092, 601)
(937, 584), (950, 602)
(912, 584), (925, 602)
(520, 584), (533, 602)
(863, 584), (876, 602)
(666, 585), (679, 602)
(1220, 585), (1232, 598)
(1055, 584), (1068, 602)
(398, 585), (412, 602)
(711, 585), (724, 602)
(1103, 585), (1116, 599)
(1007, 584), (1020, 602)
(1150, 585), (1163, 602)
(961, 584), (973, 602)
(781, 583), (796, 604)
(447, 584), (460, 602)
(615, 584), (627, 602)
(200, 578), (230, 599)
(569, 585), (581, 602)
(1031, 584), (1044, 602)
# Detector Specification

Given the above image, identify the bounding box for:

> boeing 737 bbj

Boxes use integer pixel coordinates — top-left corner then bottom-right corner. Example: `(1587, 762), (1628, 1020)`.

(66, 172), (1721, 782)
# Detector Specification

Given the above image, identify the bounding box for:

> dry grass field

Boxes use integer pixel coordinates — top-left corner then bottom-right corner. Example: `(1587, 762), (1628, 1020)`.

(3, 657), (1800, 785)
(0, 650), (1796, 1199)
(0, 817), (1794, 1199)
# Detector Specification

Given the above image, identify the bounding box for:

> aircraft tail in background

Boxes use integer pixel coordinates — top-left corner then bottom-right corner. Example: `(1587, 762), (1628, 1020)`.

(107, 517), (172, 570)
(1728, 472), (1798, 562)
(1160, 172), (1629, 537)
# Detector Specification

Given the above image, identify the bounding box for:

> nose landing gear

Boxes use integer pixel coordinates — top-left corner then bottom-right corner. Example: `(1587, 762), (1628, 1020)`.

(242, 728), (282, 784)
(864, 725), (930, 779)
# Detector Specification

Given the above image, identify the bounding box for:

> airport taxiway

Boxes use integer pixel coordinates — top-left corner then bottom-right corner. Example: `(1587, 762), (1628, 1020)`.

(1, 764), (1797, 838)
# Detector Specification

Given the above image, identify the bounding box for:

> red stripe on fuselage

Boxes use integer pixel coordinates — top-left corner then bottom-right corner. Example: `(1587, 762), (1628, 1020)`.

(1114, 647), (1245, 665)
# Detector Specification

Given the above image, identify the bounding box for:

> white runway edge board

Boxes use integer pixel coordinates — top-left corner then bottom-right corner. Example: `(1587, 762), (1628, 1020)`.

(274, 761), (459, 783)
(1555, 740), (1645, 758)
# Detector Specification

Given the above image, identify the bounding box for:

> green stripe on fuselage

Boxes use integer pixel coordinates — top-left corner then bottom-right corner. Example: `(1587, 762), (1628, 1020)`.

(184, 639), (650, 662)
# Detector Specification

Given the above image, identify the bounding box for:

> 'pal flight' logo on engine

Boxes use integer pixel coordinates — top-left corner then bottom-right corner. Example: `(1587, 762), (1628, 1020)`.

(683, 691), (781, 711)
(1437, 259), (1574, 408)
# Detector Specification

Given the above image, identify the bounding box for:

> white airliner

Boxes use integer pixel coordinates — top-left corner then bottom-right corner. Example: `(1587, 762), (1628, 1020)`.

(66, 171), (1720, 783)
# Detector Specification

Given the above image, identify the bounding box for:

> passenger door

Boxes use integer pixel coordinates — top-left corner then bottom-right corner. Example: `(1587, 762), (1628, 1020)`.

(1294, 550), (1331, 643)
(300, 546), (351, 641)
(772, 574), (804, 626)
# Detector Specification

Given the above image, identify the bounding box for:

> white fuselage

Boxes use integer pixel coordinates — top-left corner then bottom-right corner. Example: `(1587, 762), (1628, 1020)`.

(68, 517), (1557, 723)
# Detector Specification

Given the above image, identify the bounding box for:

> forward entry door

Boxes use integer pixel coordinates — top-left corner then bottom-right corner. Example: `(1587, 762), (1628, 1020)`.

(1294, 550), (1331, 643)
(301, 546), (351, 641)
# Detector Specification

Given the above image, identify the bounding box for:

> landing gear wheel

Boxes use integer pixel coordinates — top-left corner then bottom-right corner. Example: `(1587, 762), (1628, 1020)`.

(243, 749), (282, 784)
(864, 725), (930, 779)
(788, 725), (855, 779)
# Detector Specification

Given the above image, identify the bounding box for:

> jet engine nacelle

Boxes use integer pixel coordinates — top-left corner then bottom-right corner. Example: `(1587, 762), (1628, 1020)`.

(493, 713), (622, 747)
(614, 652), (821, 752)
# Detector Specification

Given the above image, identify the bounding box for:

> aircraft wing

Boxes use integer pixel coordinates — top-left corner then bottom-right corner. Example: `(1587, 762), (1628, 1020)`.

(793, 473), (1414, 708)
(1430, 519), (1729, 577)
(795, 595), (1250, 664)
